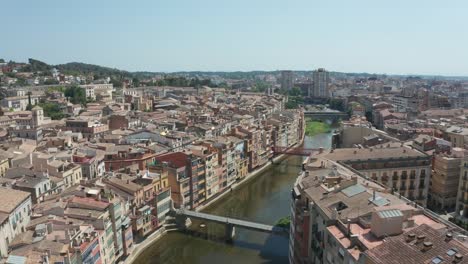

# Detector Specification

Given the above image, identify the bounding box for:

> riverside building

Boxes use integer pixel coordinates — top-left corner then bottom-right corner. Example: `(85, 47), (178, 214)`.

(289, 157), (468, 264)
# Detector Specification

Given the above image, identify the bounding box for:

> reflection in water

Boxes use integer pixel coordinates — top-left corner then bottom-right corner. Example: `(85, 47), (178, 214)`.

(134, 132), (333, 264)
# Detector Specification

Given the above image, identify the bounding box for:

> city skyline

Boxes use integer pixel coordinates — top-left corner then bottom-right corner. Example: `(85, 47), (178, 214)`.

(3, 0), (468, 76)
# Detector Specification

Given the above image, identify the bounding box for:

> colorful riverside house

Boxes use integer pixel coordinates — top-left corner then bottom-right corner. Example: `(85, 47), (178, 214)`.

(121, 215), (134, 257)
(104, 165), (171, 236)
(66, 196), (117, 264)
(77, 228), (102, 264)
(189, 145), (220, 201)
(136, 167), (172, 226)
(153, 152), (195, 209)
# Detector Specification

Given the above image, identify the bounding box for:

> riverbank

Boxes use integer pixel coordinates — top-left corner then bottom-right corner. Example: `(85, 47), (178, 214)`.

(123, 227), (167, 264)
(305, 120), (331, 136)
(195, 152), (289, 212)
(125, 147), (293, 263)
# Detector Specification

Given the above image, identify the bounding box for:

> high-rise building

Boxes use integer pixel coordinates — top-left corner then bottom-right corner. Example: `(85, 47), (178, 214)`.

(312, 68), (330, 98)
(281, 70), (294, 91)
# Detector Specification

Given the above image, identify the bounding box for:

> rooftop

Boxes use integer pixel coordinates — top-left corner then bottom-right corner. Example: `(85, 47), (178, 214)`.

(365, 224), (468, 264)
(320, 146), (427, 162)
(0, 188), (30, 213)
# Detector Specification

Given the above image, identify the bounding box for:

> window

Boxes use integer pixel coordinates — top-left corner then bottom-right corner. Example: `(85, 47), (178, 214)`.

(431, 257), (443, 264)
(447, 248), (458, 256)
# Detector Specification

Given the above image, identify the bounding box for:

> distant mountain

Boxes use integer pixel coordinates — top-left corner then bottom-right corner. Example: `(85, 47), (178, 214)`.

(56, 62), (132, 78)
(9, 58), (468, 81)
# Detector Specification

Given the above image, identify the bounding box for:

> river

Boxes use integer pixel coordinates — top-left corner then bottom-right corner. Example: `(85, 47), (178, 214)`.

(134, 130), (334, 264)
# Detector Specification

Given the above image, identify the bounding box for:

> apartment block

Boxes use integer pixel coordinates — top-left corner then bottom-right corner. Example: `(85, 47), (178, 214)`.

(319, 146), (431, 206)
(289, 158), (468, 264)
(429, 148), (464, 212)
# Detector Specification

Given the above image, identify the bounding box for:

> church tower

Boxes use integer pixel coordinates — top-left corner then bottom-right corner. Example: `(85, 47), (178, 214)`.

(32, 106), (44, 127)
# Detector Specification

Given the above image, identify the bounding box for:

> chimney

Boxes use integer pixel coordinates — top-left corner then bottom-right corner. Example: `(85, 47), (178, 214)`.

(454, 254), (463, 263)
(416, 235), (425, 244)
(353, 150), (357, 154)
(319, 147), (324, 154)
(406, 233), (416, 243)
(127, 179), (130, 184)
(422, 241), (433, 251)
(403, 149), (407, 153)
(373, 190), (376, 200)
(445, 233), (453, 241)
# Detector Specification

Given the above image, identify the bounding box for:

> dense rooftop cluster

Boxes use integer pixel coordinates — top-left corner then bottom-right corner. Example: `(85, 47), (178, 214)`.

(0, 68), (306, 263)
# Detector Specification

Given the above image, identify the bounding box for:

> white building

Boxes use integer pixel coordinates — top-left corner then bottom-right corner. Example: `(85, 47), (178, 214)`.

(0, 188), (32, 257)
(1, 95), (40, 111)
(79, 85), (96, 100)
(79, 84), (113, 101)
(392, 95), (419, 113)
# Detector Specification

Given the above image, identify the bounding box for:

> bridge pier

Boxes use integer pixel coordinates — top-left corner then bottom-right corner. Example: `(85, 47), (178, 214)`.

(175, 213), (192, 229)
(225, 223), (236, 243)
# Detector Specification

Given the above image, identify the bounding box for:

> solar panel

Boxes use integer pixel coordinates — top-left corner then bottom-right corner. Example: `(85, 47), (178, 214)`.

(342, 184), (366, 197)
(377, 209), (403, 219)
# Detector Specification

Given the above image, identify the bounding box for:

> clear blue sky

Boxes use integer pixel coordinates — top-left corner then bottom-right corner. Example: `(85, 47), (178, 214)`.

(3, 0), (468, 76)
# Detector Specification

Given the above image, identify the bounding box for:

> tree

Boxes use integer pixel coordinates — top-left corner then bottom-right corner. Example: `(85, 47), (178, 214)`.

(132, 77), (140, 87)
(328, 98), (345, 112)
(0, 59), (4, 63)
(39, 102), (65, 120)
(26, 91), (33, 111)
(110, 78), (123, 88)
(288, 87), (303, 97)
(64, 86), (87, 106)
(285, 96), (304, 109)
(28, 58), (52, 72)
(43, 79), (59, 85)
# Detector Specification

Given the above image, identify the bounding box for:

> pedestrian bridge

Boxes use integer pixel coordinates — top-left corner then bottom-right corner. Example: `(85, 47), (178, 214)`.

(173, 208), (289, 239)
